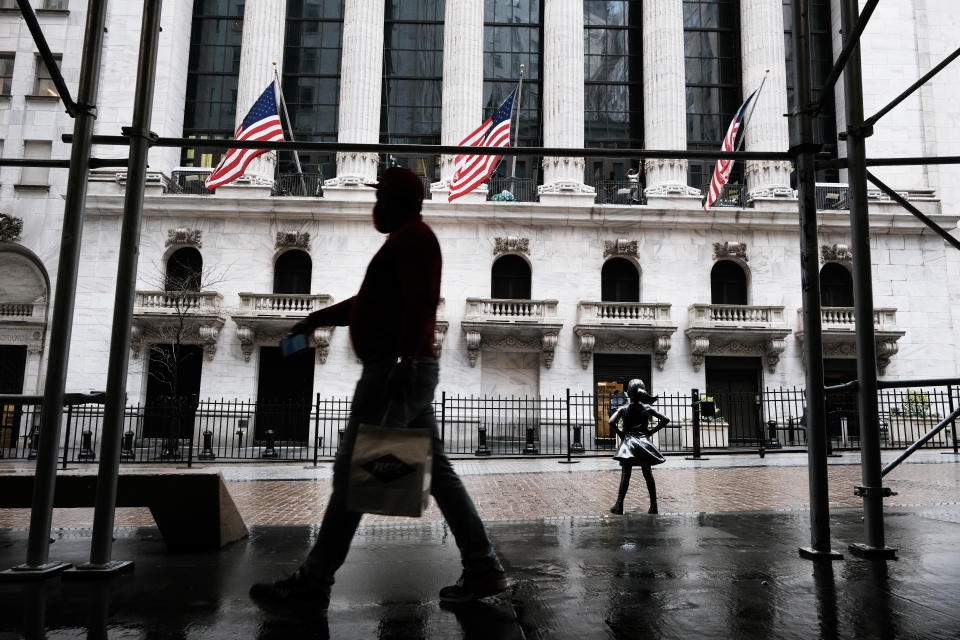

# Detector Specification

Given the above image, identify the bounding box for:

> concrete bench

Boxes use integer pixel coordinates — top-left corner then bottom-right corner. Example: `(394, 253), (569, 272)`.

(0, 471), (248, 551)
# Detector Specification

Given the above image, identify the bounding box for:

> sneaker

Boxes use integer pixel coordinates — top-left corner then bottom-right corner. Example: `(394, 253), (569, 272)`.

(439, 568), (508, 603)
(249, 569), (330, 617)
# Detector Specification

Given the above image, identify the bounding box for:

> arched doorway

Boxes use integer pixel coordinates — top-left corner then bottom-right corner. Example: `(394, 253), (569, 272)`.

(165, 247), (203, 291)
(273, 250), (312, 294)
(491, 255), (531, 300)
(710, 260), (748, 305)
(820, 262), (853, 307)
(601, 257), (640, 302)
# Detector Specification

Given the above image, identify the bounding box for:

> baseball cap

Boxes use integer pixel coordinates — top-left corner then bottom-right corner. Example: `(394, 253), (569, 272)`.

(365, 167), (425, 204)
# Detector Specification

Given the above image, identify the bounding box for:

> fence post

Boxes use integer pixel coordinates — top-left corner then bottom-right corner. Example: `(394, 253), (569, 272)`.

(312, 393), (320, 467)
(61, 404), (73, 468)
(523, 423), (539, 454)
(687, 389), (704, 460)
(949, 385), (958, 455)
(755, 393), (765, 459)
(262, 428), (278, 459)
(441, 391), (446, 446)
(121, 407), (136, 461)
(559, 388), (581, 464)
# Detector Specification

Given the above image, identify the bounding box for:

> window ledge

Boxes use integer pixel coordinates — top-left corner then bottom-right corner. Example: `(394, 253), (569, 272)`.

(36, 9), (70, 16)
(25, 94), (61, 102)
(14, 183), (51, 192)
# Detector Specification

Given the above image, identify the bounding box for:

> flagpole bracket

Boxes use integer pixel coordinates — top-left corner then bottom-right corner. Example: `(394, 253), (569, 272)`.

(120, 126), (158, 145)
(839, 123), (874, 140)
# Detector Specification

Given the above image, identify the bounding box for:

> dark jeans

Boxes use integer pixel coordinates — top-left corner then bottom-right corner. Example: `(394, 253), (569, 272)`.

(302, 358), (501, 585)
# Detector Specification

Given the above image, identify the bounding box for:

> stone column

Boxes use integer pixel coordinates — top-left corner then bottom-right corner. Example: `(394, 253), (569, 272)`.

(539, 0), (594, 204)
(433, 0), (484, 200)
(740, 0), (793, 202)
(324, 0), (385, 196)
(233, 0), (286, 186)
(642, 0), (696, 197)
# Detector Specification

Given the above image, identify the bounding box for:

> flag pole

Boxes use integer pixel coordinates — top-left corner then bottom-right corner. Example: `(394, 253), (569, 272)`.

(509, 64), (525, 191)
(734, 69), (769, 154)
(272, 61), (308, 195)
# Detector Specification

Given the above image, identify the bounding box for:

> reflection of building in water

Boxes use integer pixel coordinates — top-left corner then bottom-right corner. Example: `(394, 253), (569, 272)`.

(2, 0), (958, 438)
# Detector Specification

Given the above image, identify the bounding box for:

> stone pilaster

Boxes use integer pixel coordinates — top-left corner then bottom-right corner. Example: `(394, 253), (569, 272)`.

(538, 0), (594, 204)
(233, 0), (286, 185)
(642, 0), (697, 197)
(740, 0), (793, 202)
(324, 0), (385, 196)
(433, 0), (485, 200)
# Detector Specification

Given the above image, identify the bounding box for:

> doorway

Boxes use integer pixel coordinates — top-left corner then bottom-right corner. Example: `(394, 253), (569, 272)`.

(705, 356), (762, 446)
(255, 346), (315, 443)
(144, 344), (203, 440)
(824, 358), (859, 445)
(0, 345), (27, 451)
(593, 353), (652, 443)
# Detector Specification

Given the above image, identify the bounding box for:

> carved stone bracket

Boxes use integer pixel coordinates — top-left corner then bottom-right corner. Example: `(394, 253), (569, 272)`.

(877, 340), (899, 376)
(690, 336), (710, 372)
(465, 330), (481, 367)
(655, 335), (672, 371)
(199, 325), (221, 361)
(713, 241), (747, 262)
(0, 213), (24, 242)
(603, 239), (638, 259)
(577, 332), (595, 369)
(821, 243), (853, 263)
(312, 327), (333, 364)
(494, 237), (530, 256)
(276, 231), (311, 251)
(166, 228), (202, 248)
(236, 326), (255, 362)
(541, 333), (558, 369)
(434, 322), (449, 357)
(763, 338), (787, 374)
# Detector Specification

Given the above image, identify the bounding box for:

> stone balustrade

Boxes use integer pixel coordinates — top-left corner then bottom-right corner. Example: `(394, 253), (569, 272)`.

(796, 307), (899, 332)
(0, 302), (46, 320)
(573, 301), (677, 371)
(464, 298), (559, 323)
(236, 293), (332, 316)
(577, 301), (672, 325)
(135, 290), (223, 314)
(688, 304), (786, 329)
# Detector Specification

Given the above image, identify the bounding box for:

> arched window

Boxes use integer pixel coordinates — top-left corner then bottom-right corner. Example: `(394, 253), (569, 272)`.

(601, 258), (640, 302)
(710, 260), (747, 305)
(165, 247), (202, 291)
(491, 255), (531, 300)
(820, 263), (853, 307)
(273, 250), (312, 295)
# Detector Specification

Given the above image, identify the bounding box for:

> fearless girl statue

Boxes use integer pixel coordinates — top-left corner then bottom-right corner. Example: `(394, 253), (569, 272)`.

(608, 379), (670, 515)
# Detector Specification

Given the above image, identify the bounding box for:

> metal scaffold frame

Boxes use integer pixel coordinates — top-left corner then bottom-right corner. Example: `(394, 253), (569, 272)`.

(2, 0), (959, 579)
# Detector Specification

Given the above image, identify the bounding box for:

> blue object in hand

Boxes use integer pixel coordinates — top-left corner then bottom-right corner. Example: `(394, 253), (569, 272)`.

(280, 333), (308, 356)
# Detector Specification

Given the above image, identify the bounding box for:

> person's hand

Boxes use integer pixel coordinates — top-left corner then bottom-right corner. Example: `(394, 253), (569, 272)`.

(288, 316), (314, 338)
(386, 357), (417, 398)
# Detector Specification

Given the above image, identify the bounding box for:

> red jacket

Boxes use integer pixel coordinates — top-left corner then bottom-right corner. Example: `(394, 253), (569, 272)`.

(309, 218), (441, 361)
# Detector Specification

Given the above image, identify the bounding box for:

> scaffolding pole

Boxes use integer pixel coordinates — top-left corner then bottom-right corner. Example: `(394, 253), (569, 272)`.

(1, 0), (110, 581)
(792, 0), (842, 562)
(840, 0), (896, 560)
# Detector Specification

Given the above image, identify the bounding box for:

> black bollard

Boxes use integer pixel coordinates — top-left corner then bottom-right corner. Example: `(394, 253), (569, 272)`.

(570, 424), (585, 453)
(767, 419), (782, 449)
(475, 424), (491, 456)
(120, 430), (136, 460)
(523, 424), (539, 454)
(27, 424), (39, 460)
(261, 428), (278, 459)
(78, 429), (96, 461)
(199, 429), (216, 460)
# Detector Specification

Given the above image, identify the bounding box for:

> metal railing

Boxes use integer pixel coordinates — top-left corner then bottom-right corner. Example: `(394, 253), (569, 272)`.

(272, 172), (324, 197)
(1, 385), (955, 464)
(701, 182), (747, 208)
(592, 179), (646, 205)
(169, 169), (214, 195)
(486, 177), (538, 202)
(815, 183), (851, 210)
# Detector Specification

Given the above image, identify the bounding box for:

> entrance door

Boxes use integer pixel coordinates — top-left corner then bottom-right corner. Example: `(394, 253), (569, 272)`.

(255, 346), (315, 443)
(593, 353), (652, 442)
(824, 359), (858, 445)
(144, 344), (203, 441)
(0, 345), (27, 450)
(705, 356), (762, 446)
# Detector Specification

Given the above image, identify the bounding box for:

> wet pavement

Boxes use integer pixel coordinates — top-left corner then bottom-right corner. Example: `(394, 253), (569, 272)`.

(1, 451), (959, 638)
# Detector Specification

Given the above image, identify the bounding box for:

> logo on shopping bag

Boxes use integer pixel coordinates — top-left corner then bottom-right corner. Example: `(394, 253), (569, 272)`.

(362, 454), (415, 483)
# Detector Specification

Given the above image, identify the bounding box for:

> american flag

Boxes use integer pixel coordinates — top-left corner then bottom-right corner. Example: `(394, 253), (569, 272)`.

(448, 89), (517, 202)
(205, 84), (285, 190)
(703, 89), (757, 212)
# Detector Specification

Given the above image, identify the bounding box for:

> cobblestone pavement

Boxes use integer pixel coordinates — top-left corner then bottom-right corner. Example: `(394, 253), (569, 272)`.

(2, 452), (958, 530)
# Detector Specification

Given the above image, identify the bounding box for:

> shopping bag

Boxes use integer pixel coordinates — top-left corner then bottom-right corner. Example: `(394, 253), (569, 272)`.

(346, 423), (432, 517)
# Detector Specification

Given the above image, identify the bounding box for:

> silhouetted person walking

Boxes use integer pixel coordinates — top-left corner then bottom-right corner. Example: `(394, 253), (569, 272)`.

(609, 379), (669, 515)
(250, 168), (506, 617)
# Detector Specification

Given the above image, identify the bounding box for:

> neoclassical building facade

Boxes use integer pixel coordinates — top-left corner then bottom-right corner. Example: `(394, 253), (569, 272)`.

(1, 1), (959, 443)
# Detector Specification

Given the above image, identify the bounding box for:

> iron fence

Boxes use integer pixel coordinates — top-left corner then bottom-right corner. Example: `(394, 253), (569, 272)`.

(272, 172), (325, 197)
(815, 183), (851, 210)
(486, 177), (538, 202)
(701, 182), (747, 208)
(1, 385), (956, 464)
(169, 169), (214, 195)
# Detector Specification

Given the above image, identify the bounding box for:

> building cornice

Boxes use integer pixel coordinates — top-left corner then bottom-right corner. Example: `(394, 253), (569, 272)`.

(81, 194), (954, 235)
